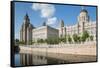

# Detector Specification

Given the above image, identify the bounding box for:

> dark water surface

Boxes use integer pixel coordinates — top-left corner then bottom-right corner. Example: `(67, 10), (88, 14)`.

(15, 53), (69, 66)
(14, 52), (96, 67)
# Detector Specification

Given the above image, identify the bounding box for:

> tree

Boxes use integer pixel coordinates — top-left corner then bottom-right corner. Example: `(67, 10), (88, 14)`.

(37, 39), (44, 43)
(37, 39), (40, 43)
(77, 36), (81, 43)
(19, 41), (25, 45)
(81, 31), (89, 42)
(68, 35), (72, 43)
(62, 37), (66, 43)
(15, 39), (19, 42)
(32, 41), (35, 44)
(32, 39), (36, 44)
(40, 39), (44, 43)
(15, 39), (19, 46)
(46, 37), (59, 44)
(59, 37), (66, 43)
(73, 34), (78, 43)
(90, 35), (93, 41)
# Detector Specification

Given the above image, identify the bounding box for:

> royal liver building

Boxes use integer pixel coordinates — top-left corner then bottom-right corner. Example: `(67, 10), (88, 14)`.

(20, 14), (35, 45)
(59, 8), (96, 41)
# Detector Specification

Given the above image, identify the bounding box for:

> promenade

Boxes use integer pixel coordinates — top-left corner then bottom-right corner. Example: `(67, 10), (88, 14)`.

(19, 41), (97, 62)
(20, 41), (96, 55)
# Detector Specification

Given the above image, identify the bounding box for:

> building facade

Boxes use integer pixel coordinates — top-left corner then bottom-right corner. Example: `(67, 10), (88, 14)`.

(20, 8), (96, 45)
(32, 25), (59, 42)
(59, 8), (96, 41)
(20, 14), (34, 45)
(20, 14), (58, 44)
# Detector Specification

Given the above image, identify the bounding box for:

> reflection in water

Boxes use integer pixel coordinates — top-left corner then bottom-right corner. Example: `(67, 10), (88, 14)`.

(20, 53), (47, 66)
(15, 53), (68, 66)
(15, 54), (20, 66)
(14, 50), (96, 67)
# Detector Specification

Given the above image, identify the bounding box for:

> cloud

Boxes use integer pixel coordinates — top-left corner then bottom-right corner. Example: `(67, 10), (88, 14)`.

(32, 3), (55, 18)
(32, 3), (57, 25)
(32, 3), (41, 11)
(46, 17), (57, 25)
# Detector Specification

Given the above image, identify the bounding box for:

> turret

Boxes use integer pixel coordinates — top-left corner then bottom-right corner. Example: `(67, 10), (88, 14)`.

(59, 20), (65, 38)
(60, 20), (64, 27)
(42, 21), (46, 26)
(78, 6), (90, 24)
(20, 13), (34, 45)
(23, 13), (30, 25)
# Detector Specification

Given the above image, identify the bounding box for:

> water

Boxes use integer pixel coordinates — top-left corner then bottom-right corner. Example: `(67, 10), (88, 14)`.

(14, 53), (69, 66)
(15, 54), (21, 66)
(14, 51), (96, 67)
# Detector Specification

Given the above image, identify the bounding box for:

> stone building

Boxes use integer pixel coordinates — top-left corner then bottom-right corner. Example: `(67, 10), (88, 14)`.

(32, 24), (59, 42)
(20, 7), (96, 45)
(20, 14), (58, 44)
(20, 14), (34, 45)
(59, 8), (96, 41)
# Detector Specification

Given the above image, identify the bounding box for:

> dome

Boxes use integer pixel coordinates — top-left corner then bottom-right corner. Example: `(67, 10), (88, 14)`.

(80, 9), (88, 13)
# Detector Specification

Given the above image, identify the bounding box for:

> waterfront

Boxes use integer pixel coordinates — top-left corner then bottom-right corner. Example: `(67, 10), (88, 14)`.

(15, 51), (96, 66)
(15, 42), (97, 66)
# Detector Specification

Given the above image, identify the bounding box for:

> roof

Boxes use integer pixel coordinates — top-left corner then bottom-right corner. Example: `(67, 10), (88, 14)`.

(80, 9), (88, 13)
(33, 25), (58, 31)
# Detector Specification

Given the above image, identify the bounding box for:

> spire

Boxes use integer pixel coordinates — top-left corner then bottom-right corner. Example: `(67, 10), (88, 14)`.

(24, 13), (30, 24)
(43, 21), (46, 26)
(24, 13), (29, 20)
(60, 20), (64, 27)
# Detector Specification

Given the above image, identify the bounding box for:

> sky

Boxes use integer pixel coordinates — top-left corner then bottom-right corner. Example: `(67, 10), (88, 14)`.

(14, 2), (97, 39)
